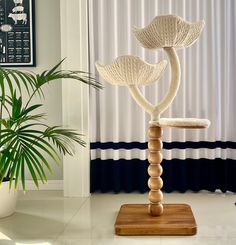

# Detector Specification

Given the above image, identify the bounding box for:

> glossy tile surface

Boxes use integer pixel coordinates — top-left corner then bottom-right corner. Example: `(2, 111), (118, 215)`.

(0, 191), (235, 244)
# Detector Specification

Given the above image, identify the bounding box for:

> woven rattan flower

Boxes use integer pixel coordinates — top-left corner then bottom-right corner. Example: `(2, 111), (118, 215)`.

(95, 55), (167, 86)
(133, 14), (205, 49)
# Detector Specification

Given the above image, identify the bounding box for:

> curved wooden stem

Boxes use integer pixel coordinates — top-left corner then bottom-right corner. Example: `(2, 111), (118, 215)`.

(147, 125), (164, 216)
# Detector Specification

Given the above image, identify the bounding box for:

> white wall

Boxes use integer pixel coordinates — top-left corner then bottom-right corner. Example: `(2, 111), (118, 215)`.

(25, 0), (63, 181)
(60, 0), (90, 197)
(17, 0), (90, 195)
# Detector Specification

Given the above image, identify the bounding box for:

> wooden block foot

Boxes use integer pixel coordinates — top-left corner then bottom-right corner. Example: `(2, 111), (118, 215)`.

(115, 204), (197, 236)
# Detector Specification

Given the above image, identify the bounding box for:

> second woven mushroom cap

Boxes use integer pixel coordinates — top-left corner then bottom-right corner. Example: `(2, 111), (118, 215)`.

(96, 56), (167, 86)
(133, 14), (205, 49)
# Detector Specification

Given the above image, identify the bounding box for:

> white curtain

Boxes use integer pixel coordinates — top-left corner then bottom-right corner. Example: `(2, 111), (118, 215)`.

(88, 0), (236, 192)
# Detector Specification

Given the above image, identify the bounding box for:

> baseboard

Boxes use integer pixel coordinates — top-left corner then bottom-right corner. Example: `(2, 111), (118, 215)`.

(19, 180), (64, 190)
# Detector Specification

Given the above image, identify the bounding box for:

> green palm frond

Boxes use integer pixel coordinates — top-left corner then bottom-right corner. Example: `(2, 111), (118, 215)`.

(0, 59), (101, 190)
(35, 60), (103, 90)
(0, 121), (85, 190)
(0, 111), (87, 190)
(43, 126), (86, 155)
(0, 59), (102, 104)
(0, 67), (37, 98)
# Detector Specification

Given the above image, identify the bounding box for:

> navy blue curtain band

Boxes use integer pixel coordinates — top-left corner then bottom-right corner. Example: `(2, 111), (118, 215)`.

(90, 158), (236, 193)
(90, 141), (236, 150)
(91, 142), (147, 150)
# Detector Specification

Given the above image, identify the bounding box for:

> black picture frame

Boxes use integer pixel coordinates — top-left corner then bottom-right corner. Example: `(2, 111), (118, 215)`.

(0, 0), (35, 67)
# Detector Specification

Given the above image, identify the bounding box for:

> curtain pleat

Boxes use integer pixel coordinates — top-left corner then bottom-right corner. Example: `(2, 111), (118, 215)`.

(88, 0), (236, 193)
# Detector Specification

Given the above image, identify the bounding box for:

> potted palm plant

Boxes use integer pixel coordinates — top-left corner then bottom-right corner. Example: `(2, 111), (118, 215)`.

(0, 60), (101, 218)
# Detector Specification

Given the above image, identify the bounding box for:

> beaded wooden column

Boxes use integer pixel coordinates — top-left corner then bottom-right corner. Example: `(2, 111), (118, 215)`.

(148, 124), (164, 216)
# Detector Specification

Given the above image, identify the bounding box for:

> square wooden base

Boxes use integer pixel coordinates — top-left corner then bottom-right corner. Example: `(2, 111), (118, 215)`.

(115, 204), (197, 236)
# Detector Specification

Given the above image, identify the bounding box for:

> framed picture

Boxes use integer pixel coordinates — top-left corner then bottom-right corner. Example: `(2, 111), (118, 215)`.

(0, 0), (35, 67)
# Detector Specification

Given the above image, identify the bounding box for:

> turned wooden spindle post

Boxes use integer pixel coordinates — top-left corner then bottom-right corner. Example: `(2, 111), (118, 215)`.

(148, 125), (164, 216)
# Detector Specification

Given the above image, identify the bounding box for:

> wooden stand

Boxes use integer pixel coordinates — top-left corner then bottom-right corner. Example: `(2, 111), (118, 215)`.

(115, 204), (197, 235)
(115, 125), (198, 236)
(95, 15), (209, 237)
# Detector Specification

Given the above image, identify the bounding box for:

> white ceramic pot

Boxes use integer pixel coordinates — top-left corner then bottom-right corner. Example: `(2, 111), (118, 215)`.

(0, 181), (18, 218)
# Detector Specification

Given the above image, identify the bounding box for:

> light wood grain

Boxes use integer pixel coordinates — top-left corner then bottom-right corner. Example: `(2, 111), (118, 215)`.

(148, 165), (163, 176)
(149, 190), (163, 203)
(148, 151), (163, 164)
(148, 125), (164, 216)
(148, 126), (163, 138)
(115, 204), (197, 235)
(148, 177), (163, 189)
(148, 139), (163, 151)
(148, 203), (163, 216)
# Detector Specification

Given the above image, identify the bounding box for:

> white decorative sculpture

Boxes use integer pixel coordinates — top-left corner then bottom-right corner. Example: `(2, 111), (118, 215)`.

(96, 15), (210, 236)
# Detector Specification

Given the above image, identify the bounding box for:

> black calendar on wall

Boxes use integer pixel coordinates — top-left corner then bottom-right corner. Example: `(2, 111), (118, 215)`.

(0, 0), (35, 66)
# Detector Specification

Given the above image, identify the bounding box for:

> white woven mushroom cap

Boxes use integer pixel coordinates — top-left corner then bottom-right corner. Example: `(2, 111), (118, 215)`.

(133, 15), (205, 49)
(95, 55), (167, 86)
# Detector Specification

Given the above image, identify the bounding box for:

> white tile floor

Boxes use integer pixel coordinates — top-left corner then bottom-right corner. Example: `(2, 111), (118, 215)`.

(0, 191), (235, 245)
